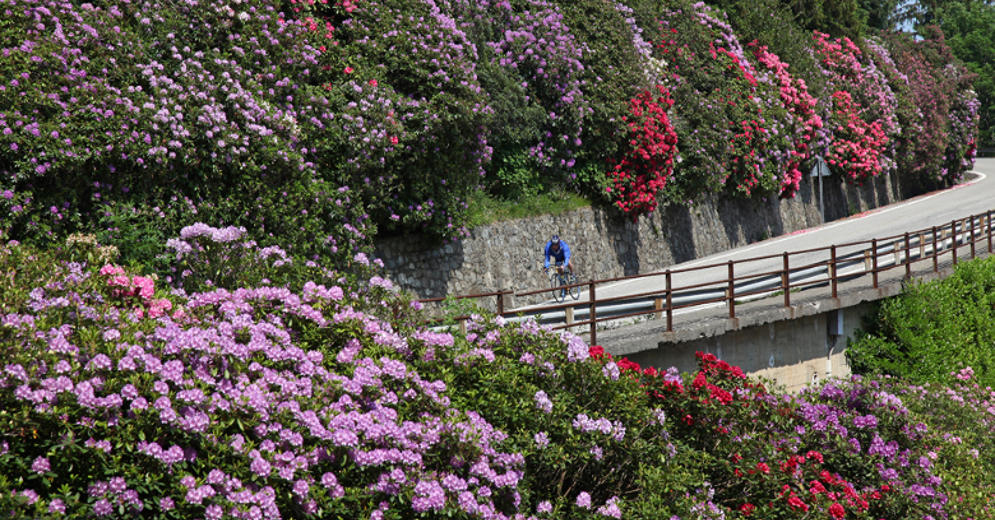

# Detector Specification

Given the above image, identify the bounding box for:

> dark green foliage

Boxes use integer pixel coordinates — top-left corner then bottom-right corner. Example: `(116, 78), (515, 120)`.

(780, 0), (866, 37)
(857, 0), (902, 29)
(938, 1), (995, 148)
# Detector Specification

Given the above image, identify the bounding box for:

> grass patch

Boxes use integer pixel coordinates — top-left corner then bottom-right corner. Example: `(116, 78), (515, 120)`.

(467, 189), (592, 227)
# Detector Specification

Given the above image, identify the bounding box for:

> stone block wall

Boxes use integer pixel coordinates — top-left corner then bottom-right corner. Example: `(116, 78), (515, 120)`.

(376, 171), (905, 310)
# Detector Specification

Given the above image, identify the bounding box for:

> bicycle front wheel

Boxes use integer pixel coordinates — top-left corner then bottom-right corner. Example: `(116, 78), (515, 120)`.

(550, 274), (565, 303)
(567, 273), (580, 300)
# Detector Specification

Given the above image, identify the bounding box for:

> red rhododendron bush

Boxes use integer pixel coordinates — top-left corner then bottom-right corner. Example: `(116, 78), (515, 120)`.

(606, 86), (679, 217)
(4, 233), (995, 519)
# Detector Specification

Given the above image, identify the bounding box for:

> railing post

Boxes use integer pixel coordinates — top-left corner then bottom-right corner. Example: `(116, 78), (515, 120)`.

(727, 260), (735, 319)
(989, 211), (993, 253)
(782, 252), (790, 308)
(971, 215), (977, 259)
(830, 245), (838, 299)
(933, 226), (939, 272)
(588, 281), (596, 346)
(904, 232), (911, 279)
(871, 238), (879, 289)
(666, 270), (674, 332)
(952, 220), (958, 266)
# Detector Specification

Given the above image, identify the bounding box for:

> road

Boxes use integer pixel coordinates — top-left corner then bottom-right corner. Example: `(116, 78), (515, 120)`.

(506, 158), (995, 328)
(587, 158), (995, 304)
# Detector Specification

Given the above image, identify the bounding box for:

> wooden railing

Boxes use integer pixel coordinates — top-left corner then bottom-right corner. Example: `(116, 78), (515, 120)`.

(418, 210), (995, 345)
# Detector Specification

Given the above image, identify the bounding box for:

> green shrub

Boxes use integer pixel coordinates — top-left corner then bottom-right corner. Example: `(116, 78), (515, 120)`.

(848, 255), (995, 386)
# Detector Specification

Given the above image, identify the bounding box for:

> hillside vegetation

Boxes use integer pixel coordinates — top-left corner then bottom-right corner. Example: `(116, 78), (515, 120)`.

(4, 238), (995, 519)
(0, 0), (980, 266)
(2, 0), (995, 519)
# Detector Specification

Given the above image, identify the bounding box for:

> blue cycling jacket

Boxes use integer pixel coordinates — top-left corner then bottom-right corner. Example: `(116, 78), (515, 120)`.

(544, 240), (571, 268)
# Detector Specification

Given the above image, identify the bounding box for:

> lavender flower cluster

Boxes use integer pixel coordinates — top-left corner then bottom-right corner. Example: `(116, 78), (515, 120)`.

(796, 376), (950, 518)
(2, 234), (666, 518)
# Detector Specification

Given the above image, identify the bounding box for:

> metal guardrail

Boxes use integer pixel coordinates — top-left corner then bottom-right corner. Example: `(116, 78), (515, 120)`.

(419, 210), (995, 344)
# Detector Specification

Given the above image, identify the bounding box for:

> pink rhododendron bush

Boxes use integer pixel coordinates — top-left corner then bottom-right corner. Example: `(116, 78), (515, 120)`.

(4, 233), (995, 519)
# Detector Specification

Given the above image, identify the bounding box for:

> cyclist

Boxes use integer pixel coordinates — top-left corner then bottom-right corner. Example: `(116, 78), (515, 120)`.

(543, 235), (574, 275)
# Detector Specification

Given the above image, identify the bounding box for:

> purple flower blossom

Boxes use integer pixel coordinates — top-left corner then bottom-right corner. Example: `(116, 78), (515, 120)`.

(31, 456), (50, 474)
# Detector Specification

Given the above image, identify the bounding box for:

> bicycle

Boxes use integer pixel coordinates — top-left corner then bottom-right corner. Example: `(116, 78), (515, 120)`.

(547, 262), (580, 303)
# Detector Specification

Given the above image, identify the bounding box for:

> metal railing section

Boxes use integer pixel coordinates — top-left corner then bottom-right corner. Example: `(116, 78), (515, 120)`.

(417, 211), (995, 345)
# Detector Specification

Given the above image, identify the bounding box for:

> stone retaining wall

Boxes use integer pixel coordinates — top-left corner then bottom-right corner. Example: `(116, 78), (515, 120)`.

(376, 171), (905, 310)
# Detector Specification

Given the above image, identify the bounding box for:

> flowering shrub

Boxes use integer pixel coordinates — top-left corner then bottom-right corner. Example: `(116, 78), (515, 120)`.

(898, 370), (995, 519)
(605, 86), (679, 217)
(314, 0), (494, 238)
(0, 239), (525, 519)
(749, 42), (824, 197)
(0, 0), (390, 264)
(659, 3), (795, 203)
(812, 32), (899, 185)
(6, 235), (995, 519)
(0, 238), (694, 519)
(824, 90), (890, 184)
(593, 350), (958, 520)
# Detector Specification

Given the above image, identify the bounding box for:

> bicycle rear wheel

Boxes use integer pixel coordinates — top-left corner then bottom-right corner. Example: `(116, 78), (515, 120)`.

(550, 273), (566, 303)
(567, 273), (580, 300)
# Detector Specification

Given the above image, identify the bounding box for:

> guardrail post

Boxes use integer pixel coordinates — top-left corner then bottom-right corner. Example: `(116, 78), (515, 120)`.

(988, 211), (993, 253)
(565, 306), (574, 327)
(459, 318), (467, 335)
(933, 226), (939, 272)
(782, 252), (790, 308)
(497, 291), (505, 317)
(727, 261), (735, 319)
(952, 219), (958, 266)
(589, 281), (597, 346)
(904, 232), (911, 279)
(971, 215), (977, 259)
(666, 270), (674, 332)
(871, 238), (879, 289)
(919, 233), (926, 259)
(654, 297), (663, 320)
(830, 245), (838, 299)
(893, 239), (901, 266)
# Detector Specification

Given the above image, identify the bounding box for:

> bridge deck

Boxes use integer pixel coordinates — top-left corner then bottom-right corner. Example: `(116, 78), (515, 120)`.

(592, 245), (990, 359)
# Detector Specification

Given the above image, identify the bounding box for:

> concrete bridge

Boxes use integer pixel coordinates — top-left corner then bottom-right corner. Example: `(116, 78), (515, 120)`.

(460, 159), (995, 393)
(585, 160), (995, 392)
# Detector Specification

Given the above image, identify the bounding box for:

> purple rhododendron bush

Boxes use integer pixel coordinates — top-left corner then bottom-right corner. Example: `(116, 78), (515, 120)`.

(4, 232), (995, 519)
(0, 0), (982, 259)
